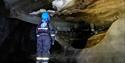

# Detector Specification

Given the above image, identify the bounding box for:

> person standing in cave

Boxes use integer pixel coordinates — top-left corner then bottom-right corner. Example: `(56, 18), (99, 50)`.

(35, 11), (56, 63)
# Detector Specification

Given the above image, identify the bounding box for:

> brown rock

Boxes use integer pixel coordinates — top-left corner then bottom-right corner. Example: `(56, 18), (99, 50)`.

(55, 0), (125, 26)
(77, 17), (125, 63)
(86, 32), (106, 48)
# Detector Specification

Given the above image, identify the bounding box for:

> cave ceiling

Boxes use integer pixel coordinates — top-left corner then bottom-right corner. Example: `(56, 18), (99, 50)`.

(3, 0), (51, 24)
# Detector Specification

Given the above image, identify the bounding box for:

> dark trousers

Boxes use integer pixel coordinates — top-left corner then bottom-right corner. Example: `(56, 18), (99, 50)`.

(37, 33), (51, 57)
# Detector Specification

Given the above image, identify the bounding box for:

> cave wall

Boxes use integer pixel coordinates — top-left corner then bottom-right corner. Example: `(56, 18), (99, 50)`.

(0, 16), (36, 63)
(77, 17), (125, 63)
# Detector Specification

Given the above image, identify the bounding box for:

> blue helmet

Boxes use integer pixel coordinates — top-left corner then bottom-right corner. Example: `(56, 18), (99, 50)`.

(41, 11), (50, 23)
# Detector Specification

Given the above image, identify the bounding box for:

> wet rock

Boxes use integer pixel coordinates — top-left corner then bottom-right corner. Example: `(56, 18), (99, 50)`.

(77, 17), (125, 63)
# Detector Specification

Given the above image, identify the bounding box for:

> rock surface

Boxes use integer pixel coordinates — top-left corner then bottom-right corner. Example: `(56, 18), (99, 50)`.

(0, 16), (36, 63)
(77, 17), (125, 63)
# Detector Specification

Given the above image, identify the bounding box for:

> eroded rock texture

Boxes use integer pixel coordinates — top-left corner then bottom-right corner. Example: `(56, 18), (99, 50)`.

(52, 0), (125, 47)
(54, 0), (125, 26)
(52, 0), (125, 63)
(77, 17), (125, 63)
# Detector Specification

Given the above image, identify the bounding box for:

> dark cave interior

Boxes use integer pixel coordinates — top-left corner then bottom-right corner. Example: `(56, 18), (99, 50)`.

(0, 16), (36, 63)
(0, 0), (110, 63)
(0, 15), (92, 63)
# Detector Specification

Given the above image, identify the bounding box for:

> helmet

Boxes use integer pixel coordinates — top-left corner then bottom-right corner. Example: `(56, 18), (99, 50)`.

(41, 11), (50, 23)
